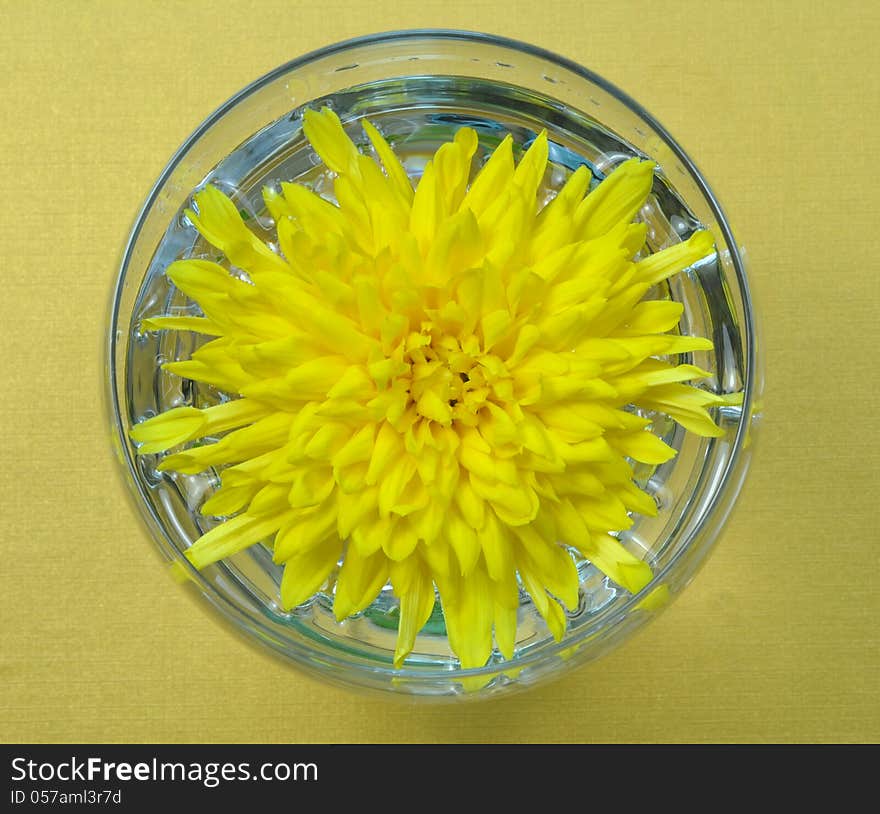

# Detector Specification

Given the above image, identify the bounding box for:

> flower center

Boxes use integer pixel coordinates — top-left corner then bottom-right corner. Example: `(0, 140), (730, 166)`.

(401, 323), (511, 428)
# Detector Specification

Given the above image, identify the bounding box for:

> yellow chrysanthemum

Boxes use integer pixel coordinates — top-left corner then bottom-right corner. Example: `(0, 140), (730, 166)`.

(131, 108), (727, 668)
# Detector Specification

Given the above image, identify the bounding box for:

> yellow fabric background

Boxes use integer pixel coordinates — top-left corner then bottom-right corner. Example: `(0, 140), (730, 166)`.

(1, 0), (877, 744)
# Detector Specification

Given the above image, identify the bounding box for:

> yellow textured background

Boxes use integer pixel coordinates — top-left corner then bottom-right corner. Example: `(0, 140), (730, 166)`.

(1, 0), (878, 744)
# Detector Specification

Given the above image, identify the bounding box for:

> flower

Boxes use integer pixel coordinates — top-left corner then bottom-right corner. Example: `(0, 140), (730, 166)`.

(131, 108), (727, 668)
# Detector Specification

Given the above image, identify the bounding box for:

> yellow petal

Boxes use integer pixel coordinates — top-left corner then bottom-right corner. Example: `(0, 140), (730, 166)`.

(636, 229), (715, 285)
(532, 165), (591, 260)
(165, 259), (236, 301)
(332, 423), (376, 470)
(140, 315), (222, 335)
(241, 356), (348, 404)
(186, 185), (289, 275)
(362, 119), (414, 203)
(185, 511), (290, 569)
(409, 160), (440, 254)
(130, 407), (206, 454)
(377, 454), (418, 518)
(512, 129), (548, 202)
(248, 482), (291, 515)
(454, 478), (486, 530)
(573, 492), (632, 532)
(276, 179), (349, 236)
(201, 481), (261, 517)
(480, 309), (512, 352)
(288, 466), (335, 509)
(574, 158), (655, 241)
(157, 412), (291, 474)
(302, 107), (360, 176)
(518, 562), (567, 641)
(584, 533), (653, 594)
(441, 566), (494, 669)
(333, 545), (389, 619)
(512, 525), (579, 611)
(336, 487), (378, 539)
(493, 594), (518, 660)
(638, 384), (725, 437)
(479, 509), (514, 581)
(462, 134), (514, 216)
(433, 126), (478, 214)
(635, 583), (671, 612)
(470, 474), (539, 527)
(424, 209), (483, 284)
(412, 499), (446, 545)
(416, 388), (453, 425)
(614, 300), (684, 335)
(280, 535), (343, 608)
(393, 556), (436, 666)
(616, 361), (712, 393)
(445, 510), (481, 576)
(381, 518), (419, 561)
(364, 421), (403, 485)
(420, 536), (455, 582)
(607, 429), (677, 464)
(274, 500), (338, 562)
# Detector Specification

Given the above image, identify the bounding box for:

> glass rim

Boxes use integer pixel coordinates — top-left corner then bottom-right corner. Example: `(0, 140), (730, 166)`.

(107, 28), (758, 683)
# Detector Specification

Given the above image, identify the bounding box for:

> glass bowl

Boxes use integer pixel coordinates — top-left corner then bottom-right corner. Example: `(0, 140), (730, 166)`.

(107, 30), (761, 699)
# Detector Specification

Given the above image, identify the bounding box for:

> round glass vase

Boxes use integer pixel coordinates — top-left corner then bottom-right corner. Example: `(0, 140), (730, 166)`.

(107, 30), (761, 699)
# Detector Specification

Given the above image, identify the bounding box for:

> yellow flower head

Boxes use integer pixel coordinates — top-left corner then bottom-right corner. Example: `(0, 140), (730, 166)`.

(132, 108), (725, 668)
